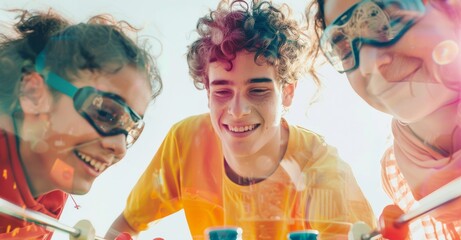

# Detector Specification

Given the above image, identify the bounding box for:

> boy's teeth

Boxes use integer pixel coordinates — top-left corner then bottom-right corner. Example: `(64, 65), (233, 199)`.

(229, 124), (256, 133)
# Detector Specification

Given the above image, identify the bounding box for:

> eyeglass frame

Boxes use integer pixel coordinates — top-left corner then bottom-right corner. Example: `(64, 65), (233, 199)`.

(320, 0), (426, 73)
(35, 51), (145, 148)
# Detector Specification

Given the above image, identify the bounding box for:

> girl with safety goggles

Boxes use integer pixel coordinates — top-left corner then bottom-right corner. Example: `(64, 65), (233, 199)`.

(0, 9), (162, 239)
(306, 0), (461, 239)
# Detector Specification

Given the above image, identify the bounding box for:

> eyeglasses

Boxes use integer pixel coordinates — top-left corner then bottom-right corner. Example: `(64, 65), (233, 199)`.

(35, 54), (144, 148)
(320, 0), (426, 73)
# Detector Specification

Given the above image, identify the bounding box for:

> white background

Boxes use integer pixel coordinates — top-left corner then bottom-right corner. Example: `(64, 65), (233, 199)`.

(0, 1), (393, 239)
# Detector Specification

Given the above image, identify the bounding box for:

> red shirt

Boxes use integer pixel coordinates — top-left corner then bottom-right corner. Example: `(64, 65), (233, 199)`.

(0, 129), (68, 239)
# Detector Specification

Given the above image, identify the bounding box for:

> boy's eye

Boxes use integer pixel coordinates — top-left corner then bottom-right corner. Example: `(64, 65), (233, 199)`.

(250, 88), (269, 95)
(213, 89), (232, 97)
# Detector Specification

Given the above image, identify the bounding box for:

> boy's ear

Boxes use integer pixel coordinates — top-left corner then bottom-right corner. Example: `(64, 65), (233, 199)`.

(282, 82), (297, 107)
(19, 72), (53, 114)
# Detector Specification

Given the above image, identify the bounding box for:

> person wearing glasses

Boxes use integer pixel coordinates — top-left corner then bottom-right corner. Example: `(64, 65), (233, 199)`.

(306, 0), (461, 238)
(0, 10), (162, 239)
(105, 1), (376, 239)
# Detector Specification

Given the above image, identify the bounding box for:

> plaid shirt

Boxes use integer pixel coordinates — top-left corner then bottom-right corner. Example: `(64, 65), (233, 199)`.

(381, 147), (461, 240)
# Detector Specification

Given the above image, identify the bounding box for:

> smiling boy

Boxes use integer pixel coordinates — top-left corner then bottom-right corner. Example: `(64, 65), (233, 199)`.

(105, 1), (376, 239)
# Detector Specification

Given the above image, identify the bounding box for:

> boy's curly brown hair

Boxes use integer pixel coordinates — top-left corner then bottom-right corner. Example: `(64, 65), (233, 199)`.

(187, 0), (313, 90)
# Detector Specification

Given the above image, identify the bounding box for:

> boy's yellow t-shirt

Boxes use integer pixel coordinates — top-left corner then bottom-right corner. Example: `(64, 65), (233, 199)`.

(124, 113), (376, 239)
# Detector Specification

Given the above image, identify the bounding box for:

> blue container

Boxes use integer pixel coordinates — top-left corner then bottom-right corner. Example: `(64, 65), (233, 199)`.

(205, 227), (243, 240)
(287, 230), (319, 240)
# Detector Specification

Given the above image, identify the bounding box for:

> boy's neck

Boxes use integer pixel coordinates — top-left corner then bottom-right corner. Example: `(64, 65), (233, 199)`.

(224, 159), (266, 185)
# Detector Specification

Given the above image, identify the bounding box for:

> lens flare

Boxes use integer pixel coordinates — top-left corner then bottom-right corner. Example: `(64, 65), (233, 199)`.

(432, 40), (459, 65)
(50, 158), (74, 189)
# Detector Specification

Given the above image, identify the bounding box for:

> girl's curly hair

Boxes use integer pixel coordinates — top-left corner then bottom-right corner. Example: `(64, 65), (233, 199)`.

(187, 0), (312, 90)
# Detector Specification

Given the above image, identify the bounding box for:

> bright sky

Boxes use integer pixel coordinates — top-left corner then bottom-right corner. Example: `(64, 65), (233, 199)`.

(0, 0), (393, 239)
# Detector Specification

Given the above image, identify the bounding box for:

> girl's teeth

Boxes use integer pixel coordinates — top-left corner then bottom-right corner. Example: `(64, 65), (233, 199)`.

(94, 161), (101, 170)
(76, 151), (107, 172)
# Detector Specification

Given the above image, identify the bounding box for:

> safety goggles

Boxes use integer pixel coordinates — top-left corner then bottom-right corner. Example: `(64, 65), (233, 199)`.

(320, 0), (426, 73)
(43, 71), (144, 148)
